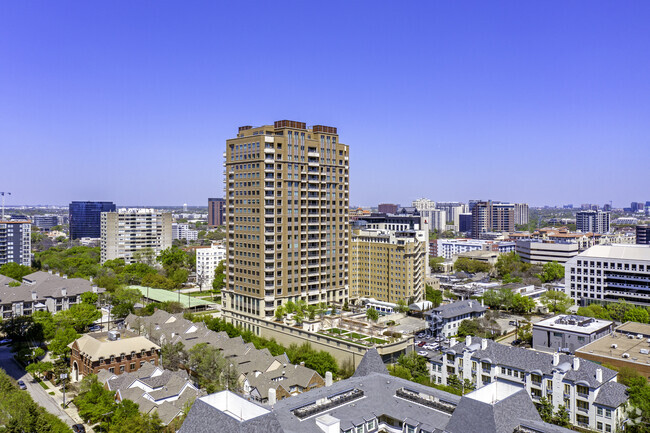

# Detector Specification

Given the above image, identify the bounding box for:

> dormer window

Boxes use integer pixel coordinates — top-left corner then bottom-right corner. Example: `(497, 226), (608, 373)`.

(110, 355), (115, 363)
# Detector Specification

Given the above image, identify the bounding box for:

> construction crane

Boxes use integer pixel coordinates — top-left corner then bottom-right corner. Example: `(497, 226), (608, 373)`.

(0, 192), (11, 221)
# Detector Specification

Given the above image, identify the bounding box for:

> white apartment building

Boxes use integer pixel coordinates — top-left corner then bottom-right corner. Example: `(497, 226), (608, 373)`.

(565, 244), (650, 307)
(172, 223), (198, 241)
(411, 198), (436, 211)
(100, 208), (172, 264)
(436, 239), (486, 259)
(0, 220), (31, 266)
(430, 337), (628, 432)
(516, 240), (580, 264)
(514, 203), (529, 226)
(424, 299), (486, 338)
(196, 243), (226, 289)
(576, 210), (611, 234)
(421, 209), (446, 232)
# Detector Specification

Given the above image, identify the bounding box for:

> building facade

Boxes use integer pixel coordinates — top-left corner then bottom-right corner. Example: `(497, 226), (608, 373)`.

(565, 244), (650, 307)
(32, 215), (59, 230)
(514, 203), (529, 226)
(196, 243), (226, 289)
(350, 228), (426, 303)
(208, 197), (225, 227)
(424, 300), (486, 338)
(515, 240), (580, 264)
(69, 201), (116, 240)
(532, 315), (613, 353)
(172, 223), (198, 241)
(470, 201), (514, 238)
(576, 210), (611, 234)
(377, 203), (398, 214)
(636, 225), (650, 245)
(0, 220), (31, 266)
(100, 208), (172, 264)
(222, 121), (349, 328)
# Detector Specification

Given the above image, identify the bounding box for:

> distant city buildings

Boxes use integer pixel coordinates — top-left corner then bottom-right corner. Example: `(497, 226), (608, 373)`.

(514, 203), (529, 225)
(515, 240), (580, 264)
(350, 228), (426, 303)
(470, 200), (514, 238)
(207, 197), (225, 227)
(377, 203), (398, 214)
(576, 210), (610, 234)
(0, 220), (31, 266)
(458, 212), (472, 233)
(100, 208), (172, 264)
(172, 223), (198, 241)
(565, 244), (650, 307)
(32, 215), (59, 230)
(196, 243), (226, 289)
(69, 201), (116, 240)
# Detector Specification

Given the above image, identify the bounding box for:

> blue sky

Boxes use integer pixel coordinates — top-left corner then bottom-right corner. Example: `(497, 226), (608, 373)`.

(1, 1), (649, 208)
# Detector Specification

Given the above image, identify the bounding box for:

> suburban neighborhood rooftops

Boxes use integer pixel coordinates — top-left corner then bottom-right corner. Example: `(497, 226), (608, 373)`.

(426, 300), (486, 319)
(0, 271), (103, 304)
(70, 331), (160, 361)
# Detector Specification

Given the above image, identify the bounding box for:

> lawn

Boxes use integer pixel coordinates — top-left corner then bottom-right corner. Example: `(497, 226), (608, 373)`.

(35, 378), (49, 390)
(346, 332), (367, 340)
(326, 328), (348, 335)
(364, 337), (388, 344)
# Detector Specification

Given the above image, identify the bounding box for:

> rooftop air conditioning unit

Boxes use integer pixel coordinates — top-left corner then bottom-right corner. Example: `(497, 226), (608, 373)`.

(637, 334), (644, 339)
(622, 353), (630, 359)
(611, 344), (618, 349)
(640, 349), (649, 355)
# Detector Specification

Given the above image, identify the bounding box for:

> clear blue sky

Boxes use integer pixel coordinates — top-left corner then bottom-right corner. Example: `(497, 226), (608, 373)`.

(1, 1), (649, 208)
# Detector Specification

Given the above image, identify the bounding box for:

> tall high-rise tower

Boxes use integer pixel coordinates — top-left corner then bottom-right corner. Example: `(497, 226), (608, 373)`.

(221, 121), (350, 328)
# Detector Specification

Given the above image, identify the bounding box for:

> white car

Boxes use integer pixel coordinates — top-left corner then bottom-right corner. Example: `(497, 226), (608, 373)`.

(424, 344), (436, 350)
(417, 351), (428, 356)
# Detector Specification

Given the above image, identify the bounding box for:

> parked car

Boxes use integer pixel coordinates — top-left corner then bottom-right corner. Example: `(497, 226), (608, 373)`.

(414, 340), (421, 345)
(88, 325), (102, 332)
(17, 380), (27, 390)
(417, 350), (428, 356)
(417, 341), (426, 347)
(72, 424), (86, 433)
(0, 338), (12, 345)
(511, 339), (522, 346)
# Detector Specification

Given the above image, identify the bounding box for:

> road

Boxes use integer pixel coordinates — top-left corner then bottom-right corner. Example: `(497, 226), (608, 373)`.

(0, 345), (76, 426)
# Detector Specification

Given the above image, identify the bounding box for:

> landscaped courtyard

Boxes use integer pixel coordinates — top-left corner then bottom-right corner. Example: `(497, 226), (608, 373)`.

(319, 327), (389, 346)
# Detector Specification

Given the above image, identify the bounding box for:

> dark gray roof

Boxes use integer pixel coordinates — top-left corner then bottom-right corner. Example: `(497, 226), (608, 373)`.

(594, 381), (629, 408)
(179, 398), (284, 433)
(0, 271), (104, 305)
(352, 348), (388, 377)
(445, 388), (541, 433)
(427, 300), (486, 319)
(443, 337), (618, 388)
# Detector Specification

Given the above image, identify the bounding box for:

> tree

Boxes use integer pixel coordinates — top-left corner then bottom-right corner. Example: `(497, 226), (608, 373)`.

(74, 375), (117, 425)
(366, 307), (379, 322)
(537, 261), (565, 283)
(212, 261), (225, 291)
(132, 247), (156, 266)
(55, 303), (101, 333)
(457, 319), (480, 338)
(577, 303), (612, 320)
(607, 299), (633, 322)
(624, 307), (650, 324)
(49, 326), (80, 357)
(141, 272), (177, 290)
(396, 299), (410, 313)
(429, 256), (445, 273)
(32, 310), (56, 341)
(537, 396), (554, 423)
(0, 262), (33, 281)
(111, 287), (142, 318)
(161, 341), (187, 370)
(188, 343), (239, 393)
(425, 285), (443, 307)
(81, 291), (98, 305)
(511, 293), (536, 314)
(274, 305), (285, 321)
(539, 290), (572, 314)
(454, 257), (491, 274)
(553, 405), (571, 427)
(286, 343), (338, 377)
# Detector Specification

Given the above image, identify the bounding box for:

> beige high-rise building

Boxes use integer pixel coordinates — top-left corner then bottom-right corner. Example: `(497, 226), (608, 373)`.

(350, 228), (426, 303)
(221, 121), (350, 327)
(100, 208), (172, 264)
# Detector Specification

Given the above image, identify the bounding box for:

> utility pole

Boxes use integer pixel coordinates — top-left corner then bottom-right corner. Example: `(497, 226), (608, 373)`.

(0, 192), (11, 221)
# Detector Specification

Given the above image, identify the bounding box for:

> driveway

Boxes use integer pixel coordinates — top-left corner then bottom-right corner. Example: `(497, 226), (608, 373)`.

(0, 345), (76, 426)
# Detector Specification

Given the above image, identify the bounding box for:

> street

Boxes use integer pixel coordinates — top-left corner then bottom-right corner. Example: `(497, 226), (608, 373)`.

(0, 345), (76, 427)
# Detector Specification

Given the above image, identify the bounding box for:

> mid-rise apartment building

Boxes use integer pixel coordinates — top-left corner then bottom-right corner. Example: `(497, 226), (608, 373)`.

(196, 243), (226, 289)
(350, 228), (426, 303)
(172, 223), (198, 241)
(431, 337), (628, 431)
(565, 244), (650, 307)
(208, 197), (225, 227)
(0, 220), (31, 266)
(69, 201), (116, 239)
(470, 201), (514, 238)
(424, 300), (486, 338)
(514, 203), (529, 226)
(100, 208), (172, 264)
(222, 121), (349, 327)
(636, 225), (650, 245)
(576, 210), (610, 234)
(411, 198), (436, 211)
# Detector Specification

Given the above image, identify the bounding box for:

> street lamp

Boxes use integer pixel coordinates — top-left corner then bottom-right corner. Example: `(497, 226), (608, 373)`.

(60, 373), (68, 407)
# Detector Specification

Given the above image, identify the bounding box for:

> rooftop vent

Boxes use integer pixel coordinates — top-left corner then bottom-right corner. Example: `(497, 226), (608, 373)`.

(108, 330), (120, 341)
(292, 388), (364, 419)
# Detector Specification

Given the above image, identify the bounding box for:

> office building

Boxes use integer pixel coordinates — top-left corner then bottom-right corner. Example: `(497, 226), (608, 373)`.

(424, 300), (486, 338)
(100, 208), (172, 264)
(172, 223), (198, 241)
(377, 203), (398, 214)
(514, 203), (529, 226)
(515, 240), (580, 264)
(0, 220), (31, 266)
(196, 243), (226, 289)
(470, 201), (514, 238)
(431, 337), (628, 431)
(532, 315), (613, 353)
(576, 210), (610, 234)
(179, 348), (584, 433)
(636, 225), (650, 245)
(565, 244), (650, 307)
(69, 201), (116, 240)
(222, 121), (349, 326)
(411, 198), (436, 211)
(208, 197), (226, 227)
(436, 202), (466, 232)
(421, 208), (446, 232)
(458, 212), (472, 233)
(32, 215), (59, 230)
(350, 228), (426, 303)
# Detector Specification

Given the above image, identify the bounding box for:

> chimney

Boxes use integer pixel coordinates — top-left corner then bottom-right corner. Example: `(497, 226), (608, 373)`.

(553, 353), (560, 366)
(596, 368), (603, 382)
(481, 298), (484, 307)
(31, 291), (37, 301)
(268, 388), (277, 405)
(325, 371), (333, 387)
(92, 285), (98, 293)
(61, 288), (67, 297)
(481, 339), (488, 350)
(300, 361), (305, 366)
(48, 270), (52, 275)
(573, 357), (580, 370)
(466, 335), (472, 346)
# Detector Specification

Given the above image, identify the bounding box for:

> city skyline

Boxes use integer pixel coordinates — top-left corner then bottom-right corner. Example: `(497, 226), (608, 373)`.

(1, 2), (649, 206)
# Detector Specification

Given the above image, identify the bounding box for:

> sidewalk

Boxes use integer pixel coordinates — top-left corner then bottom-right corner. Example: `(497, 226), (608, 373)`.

(47, 381), (95, 432)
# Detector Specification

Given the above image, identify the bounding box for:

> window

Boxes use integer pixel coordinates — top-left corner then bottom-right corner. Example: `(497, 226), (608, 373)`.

(109, 367), (115, 373)
(597, 407), (603, 416)
(605, 409), (611, 418)
(140, 361), (145, 367)
(577, 400), (589, 412)
(597, 421), (603, 430)
(119, 365), (125, 373)
(605, 425), (611, 432)
(130, 363), (135, 370)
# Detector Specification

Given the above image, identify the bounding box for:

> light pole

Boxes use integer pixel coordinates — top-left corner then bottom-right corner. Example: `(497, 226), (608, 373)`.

(60, 373), (68, 407)
(0, 192), (11, 221)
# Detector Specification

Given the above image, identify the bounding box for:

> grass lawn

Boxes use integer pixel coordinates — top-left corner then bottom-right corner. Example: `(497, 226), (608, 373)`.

(346, 332), (367, 340)
(364, 337), (388, 344)
(36, 378), (49, 390)
(326, 328), (348, 335)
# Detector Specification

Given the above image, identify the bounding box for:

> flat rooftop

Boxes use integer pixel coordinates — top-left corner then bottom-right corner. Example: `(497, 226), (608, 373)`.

(200, 391), (270, 422)
(130, 285), (214, 308)
(465, 381), (524, 404)
(575, 325), (650, 367)
(578, 244), (650, 261)
(534, 315), (613, 334)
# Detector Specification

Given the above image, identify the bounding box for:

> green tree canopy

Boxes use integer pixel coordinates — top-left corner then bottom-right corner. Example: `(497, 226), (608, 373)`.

(425, 285), (443, 307)
(454, 257), (492, 274)
(537, 261), (565, 283)
(539, 290), (572, 314)
(0, 262), (33, 281)
(366, 307), (380, 322)
(624, 307), (650, 324)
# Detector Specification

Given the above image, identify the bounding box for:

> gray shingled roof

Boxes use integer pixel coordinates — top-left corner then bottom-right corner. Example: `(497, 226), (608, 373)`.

(352, 348), (388, 377)
(427, 300), (486, 319)
(594, 381), (629, 408)
(0, 271), (104, 304)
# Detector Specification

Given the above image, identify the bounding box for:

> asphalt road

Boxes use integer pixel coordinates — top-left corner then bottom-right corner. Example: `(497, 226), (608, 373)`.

(0, 345), (76, 426)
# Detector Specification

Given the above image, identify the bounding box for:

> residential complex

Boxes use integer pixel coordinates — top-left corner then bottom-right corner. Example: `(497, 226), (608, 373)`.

(470, 200), (514, 239)
(196, 242), (226, 289)
(172, 223), (198, 241)
(431, 337), (628, 431)
(514, 203), (529, 226)
(0, 220), (31, 266)
(350, 228), (426, 303)
(424, 300), (486, 338)
(100, 208), (172, 264)
(208, 197), (225, 227)
(69, 201), (116, 239)
(576, 210), (611, 234)
(222, 121), (349, 328)
(532, 315), (613, 353)
(434, 238), (515, 260)
(564, 244), (650, 307)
